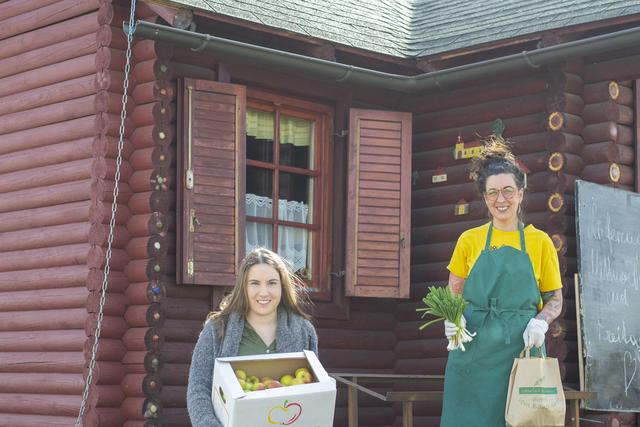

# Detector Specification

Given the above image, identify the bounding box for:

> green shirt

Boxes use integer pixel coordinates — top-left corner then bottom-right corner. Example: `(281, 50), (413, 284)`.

(237, 322), (277, 356)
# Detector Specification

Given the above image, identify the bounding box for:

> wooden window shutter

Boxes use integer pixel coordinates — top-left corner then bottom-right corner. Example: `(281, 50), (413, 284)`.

(177, 79), (246, 286)
(345, 108), (411, 298)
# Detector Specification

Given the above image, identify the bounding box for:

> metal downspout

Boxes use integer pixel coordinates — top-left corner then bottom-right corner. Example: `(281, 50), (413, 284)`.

(129, 21), (640, 93)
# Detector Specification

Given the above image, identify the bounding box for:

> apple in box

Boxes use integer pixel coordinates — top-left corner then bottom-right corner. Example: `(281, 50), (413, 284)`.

(234, 367), (314, 391)
(212, 350), (336, 427)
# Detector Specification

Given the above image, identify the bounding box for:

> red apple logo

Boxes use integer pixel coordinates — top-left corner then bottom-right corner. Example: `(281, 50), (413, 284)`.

(267, 400), (303, 425)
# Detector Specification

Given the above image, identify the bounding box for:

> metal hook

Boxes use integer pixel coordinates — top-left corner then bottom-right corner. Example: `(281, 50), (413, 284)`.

(191, 34), (211, 52)
(336, 66), (354, 82)
(521, 51), (540, 69)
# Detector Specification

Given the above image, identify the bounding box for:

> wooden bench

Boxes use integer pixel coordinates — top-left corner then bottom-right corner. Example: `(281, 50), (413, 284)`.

(330, 373), (596, 427)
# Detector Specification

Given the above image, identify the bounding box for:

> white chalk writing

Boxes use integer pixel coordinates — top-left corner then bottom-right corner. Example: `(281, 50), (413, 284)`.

(597, 320), (640, 397)
(607, 288), (629, 306)
(587, 250), (640, 291)
(581, 190), (640, 408)
(590, 211), (640, 250)
(597, 320), (640, 350)
(623, 350), (638, 396)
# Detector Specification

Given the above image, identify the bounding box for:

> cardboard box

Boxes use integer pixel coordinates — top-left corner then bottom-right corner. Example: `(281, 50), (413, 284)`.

(212, 350), (336, 427)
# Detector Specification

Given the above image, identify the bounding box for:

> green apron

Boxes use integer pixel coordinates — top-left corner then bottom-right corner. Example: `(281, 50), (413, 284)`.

(441, 223), (542, 427)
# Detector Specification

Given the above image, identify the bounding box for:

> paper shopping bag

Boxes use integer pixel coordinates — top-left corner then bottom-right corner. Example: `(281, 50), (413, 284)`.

(505, 347), (566, 427)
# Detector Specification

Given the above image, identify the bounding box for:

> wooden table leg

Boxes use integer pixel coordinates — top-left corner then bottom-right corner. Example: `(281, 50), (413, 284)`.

(402, 401), (413, 427)
(571, 400), (579, 427)
(348, 378), (358, 427)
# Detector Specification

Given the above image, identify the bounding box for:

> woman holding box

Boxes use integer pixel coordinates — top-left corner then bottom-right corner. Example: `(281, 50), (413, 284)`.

(440, 136), (563, 427)
(187, 247), (318, 427)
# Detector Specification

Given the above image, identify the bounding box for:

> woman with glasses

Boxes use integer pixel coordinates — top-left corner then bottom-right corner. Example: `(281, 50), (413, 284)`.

(439, 136), (563, 427)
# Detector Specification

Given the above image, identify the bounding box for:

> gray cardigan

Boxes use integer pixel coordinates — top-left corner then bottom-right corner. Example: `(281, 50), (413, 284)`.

(187, 308), (319, 427)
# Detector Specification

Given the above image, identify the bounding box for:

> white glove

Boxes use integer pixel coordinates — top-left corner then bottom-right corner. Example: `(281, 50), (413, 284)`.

(444, 315), (466, 339)
(523, 318), (548, 348)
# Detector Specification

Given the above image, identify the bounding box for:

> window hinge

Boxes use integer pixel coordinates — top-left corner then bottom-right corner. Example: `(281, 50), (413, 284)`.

(329, 270), (345, 278)
(186, 85), (194, 190)
(334, 130), (348, 138)
(187, 259), (194, 277)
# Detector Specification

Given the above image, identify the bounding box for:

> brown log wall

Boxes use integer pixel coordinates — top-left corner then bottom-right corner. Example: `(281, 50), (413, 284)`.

(0, 1), (133, 425)
(110, 4), (186, 425)
(123, 27), (219, 426)
(318, 298), (397, 427)
(576, 51), (638, 425)
(119, 32), (159, 426)
(540, 62), (584, 395)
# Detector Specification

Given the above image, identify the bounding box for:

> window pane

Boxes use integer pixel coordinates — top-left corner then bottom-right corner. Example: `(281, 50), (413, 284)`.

(246, 109), (274, 163)
(246, 222), (273, 253)
(278, 225), (312, 280)
(279, 115), (314, 169)
(246, 166), (273, 218)
(278, 172), (312, 223)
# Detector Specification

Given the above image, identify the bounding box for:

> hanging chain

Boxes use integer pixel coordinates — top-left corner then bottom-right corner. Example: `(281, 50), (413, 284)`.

(76, 1), (137, 425)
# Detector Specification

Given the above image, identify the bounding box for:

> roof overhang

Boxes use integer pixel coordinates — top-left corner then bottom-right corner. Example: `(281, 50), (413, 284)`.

(129, 20), (640, 94)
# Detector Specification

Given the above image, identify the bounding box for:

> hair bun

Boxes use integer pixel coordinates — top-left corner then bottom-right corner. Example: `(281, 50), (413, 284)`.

(469, 135), (516, 182)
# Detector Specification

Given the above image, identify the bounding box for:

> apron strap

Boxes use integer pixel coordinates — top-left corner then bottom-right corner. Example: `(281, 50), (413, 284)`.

(519, 223), (527, 252)
(486, 222), (527, 252)
(484, 223), (494, 250)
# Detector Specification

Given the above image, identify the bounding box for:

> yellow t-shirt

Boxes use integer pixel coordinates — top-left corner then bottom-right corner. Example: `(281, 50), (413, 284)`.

(447, 223), (562, 300)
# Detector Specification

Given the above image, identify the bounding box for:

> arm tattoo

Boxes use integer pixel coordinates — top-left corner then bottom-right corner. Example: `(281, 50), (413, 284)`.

(448, 272), (465, 295)
(535, 289), (563, 324)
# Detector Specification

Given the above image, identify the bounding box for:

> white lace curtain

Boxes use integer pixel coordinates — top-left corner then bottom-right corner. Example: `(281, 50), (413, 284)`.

(245, 193), (309, 272)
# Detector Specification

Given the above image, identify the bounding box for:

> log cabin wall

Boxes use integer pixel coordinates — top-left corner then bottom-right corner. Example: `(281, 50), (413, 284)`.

(121, 16), (166, 427)
(540, 61), (583, 393)
(404, 48), (639, 426)
(581, 48), (638, 192)
(0, 1), (134, 425)
(580, 79), (635, 189)
(572, 49), (638, 427)
(320, 298), (397, 426)
(140, 42), (219, 427)
(121, 33), (154, 426)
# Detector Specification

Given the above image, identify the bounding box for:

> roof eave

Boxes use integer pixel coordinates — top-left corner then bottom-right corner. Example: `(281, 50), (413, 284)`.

(129, 20), (640, 94)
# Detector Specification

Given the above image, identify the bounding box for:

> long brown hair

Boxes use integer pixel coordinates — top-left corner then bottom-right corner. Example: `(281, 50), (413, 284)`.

(206, 247), (312, 337)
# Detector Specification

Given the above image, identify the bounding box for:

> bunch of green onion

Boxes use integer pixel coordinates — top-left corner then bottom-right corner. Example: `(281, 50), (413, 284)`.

(416, 286), (475, 351)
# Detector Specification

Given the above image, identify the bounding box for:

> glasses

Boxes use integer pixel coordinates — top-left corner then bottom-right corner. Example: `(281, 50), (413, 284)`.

(485, 186), (517, 201)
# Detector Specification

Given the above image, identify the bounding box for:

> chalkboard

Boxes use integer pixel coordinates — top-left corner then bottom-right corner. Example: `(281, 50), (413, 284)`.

(575, 180), (640, 412)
